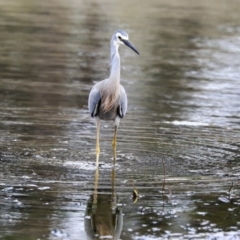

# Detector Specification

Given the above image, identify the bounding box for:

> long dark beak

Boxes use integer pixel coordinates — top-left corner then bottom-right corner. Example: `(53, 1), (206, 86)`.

(122, 39), (140, 55)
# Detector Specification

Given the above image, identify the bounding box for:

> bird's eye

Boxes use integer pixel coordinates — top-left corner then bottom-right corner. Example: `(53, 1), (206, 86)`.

(118, 36), (122, 40)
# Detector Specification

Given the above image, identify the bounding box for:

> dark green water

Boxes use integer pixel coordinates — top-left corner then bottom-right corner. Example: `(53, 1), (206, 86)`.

(0, 0), (240, 239)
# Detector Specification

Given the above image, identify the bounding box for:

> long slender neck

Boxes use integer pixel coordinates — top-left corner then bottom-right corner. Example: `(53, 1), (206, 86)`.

(109, 42), (120, 82)
(101, 41), (121, 113)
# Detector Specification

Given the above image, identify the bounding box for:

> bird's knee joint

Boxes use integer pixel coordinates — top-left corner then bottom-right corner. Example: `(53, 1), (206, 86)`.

(96, 147), (100, 154)
(112, 140), (117, 148)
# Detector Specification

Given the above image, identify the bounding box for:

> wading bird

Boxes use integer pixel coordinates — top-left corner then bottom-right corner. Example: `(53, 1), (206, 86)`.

(88, 30), (139, 165)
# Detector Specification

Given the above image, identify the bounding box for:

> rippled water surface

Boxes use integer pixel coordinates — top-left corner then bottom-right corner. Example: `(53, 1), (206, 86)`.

(1, 0), (240, 239)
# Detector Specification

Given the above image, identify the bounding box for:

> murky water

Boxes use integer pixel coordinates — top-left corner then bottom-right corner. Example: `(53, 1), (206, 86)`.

(1, 0), (240, 239)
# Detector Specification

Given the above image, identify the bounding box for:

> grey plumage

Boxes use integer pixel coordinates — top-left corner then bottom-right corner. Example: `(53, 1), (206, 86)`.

(88, 30), (139, 164)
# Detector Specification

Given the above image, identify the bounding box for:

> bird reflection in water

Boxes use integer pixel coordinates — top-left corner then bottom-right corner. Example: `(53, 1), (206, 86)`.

(86, 31), (139, 238)
(84, 163), (123, 240)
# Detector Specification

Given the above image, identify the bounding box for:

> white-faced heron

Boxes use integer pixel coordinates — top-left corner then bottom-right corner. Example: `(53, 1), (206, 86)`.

(88, 30), (139, 165)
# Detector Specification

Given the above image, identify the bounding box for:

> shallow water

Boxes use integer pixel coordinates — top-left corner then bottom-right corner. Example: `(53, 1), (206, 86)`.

(0, 0), (240, 239)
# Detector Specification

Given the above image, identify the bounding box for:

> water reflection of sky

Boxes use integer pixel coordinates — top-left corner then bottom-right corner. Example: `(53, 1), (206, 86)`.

(183, 35), (240, 127)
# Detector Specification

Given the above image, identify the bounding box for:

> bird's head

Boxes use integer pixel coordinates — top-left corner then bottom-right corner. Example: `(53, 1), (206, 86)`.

(111, 30), (139, 55)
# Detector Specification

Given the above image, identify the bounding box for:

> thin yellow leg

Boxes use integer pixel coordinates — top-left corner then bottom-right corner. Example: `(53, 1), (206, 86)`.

(111, 162), (116, 210)
(112, 125), (117, 161)
(93, 166), (99, 206)
(96, 119), (100, 166)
